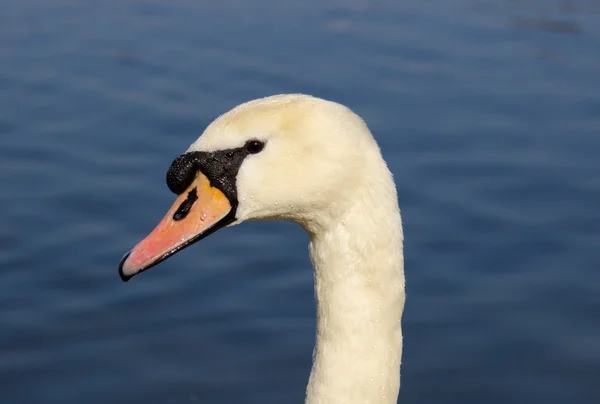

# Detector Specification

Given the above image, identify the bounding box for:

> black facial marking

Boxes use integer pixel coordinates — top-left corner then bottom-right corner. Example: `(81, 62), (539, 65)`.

(165, 140), (266, 208)
(166, 154), (198, 195)
(173, 187), (198, 221)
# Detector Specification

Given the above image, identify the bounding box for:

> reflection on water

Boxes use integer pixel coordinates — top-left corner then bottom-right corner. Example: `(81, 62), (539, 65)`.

(505, 0), (589, 33)
(462, 0), (599, 34)
(0, 0), (599, 403)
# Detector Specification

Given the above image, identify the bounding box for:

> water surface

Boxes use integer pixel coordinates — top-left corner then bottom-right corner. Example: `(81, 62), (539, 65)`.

(1, 0), (599, 403)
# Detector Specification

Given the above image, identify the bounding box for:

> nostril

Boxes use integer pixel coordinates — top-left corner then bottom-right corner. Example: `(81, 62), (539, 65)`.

(173, 187), (199, 221)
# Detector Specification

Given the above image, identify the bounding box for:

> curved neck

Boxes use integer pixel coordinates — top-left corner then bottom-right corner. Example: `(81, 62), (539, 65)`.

(305, 184), (405, 404)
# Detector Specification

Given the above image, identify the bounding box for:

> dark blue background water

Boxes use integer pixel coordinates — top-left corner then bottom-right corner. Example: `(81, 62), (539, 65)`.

(1, 0), (599, 403)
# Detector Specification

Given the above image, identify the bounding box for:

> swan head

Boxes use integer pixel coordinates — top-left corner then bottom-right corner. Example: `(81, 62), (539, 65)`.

(119, 94), (389, 281)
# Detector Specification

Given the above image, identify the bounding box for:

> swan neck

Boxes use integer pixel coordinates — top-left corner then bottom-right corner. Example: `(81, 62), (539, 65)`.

(305, 195), (404, 404)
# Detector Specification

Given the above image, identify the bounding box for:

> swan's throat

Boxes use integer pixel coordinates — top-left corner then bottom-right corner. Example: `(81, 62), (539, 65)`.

(306, 202), (404, 404)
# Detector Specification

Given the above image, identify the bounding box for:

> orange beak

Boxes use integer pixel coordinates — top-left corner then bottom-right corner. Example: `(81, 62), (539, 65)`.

(119, 171), (233, 281)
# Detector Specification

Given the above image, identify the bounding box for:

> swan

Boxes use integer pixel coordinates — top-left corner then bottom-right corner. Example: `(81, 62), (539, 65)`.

(119, 94), (405, 404)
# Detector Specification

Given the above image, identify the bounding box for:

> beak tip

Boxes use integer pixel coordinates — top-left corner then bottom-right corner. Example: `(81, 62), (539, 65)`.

(118, 252), (134, 282)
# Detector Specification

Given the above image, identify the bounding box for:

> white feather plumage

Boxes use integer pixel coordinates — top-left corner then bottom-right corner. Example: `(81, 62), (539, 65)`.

(189, 94), (405, 404)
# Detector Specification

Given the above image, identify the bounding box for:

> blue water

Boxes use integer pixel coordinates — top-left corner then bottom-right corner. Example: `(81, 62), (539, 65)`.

(1, 0), (599, 403)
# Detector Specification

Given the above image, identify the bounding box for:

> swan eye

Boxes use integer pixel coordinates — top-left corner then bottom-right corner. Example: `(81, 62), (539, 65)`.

(246, 140), (264, 154)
